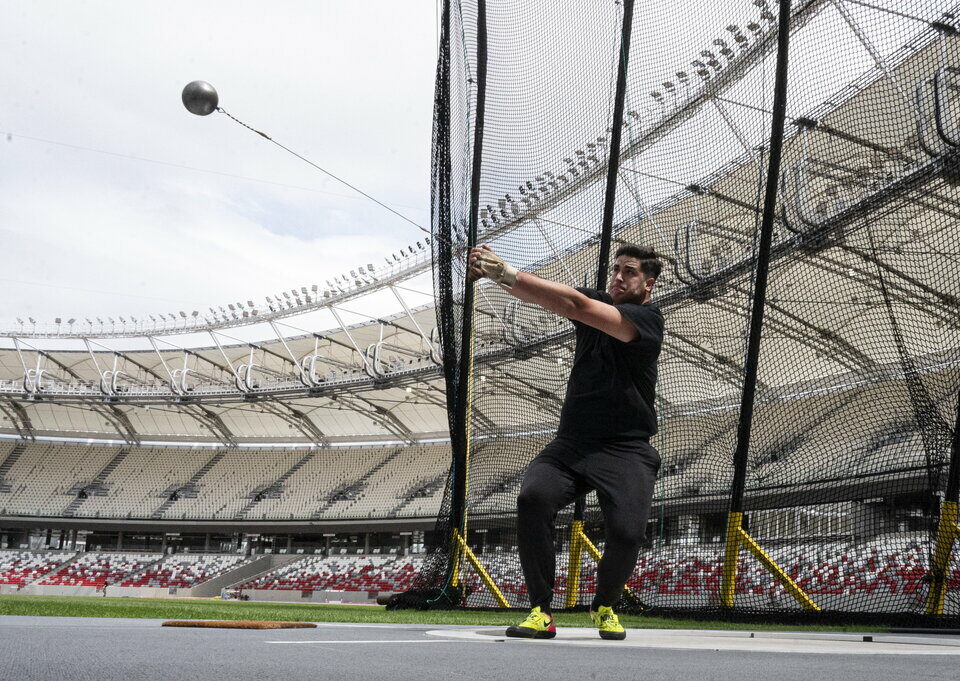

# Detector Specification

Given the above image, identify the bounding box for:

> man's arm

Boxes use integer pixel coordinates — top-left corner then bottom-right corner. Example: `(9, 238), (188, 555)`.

(469, 245), (639, 343)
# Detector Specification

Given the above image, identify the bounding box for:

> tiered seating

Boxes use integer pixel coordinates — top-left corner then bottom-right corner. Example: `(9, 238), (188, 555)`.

(79, 446), (211, 519)
(0, 377), (945, 523)
(616, 536), (957, 598)
(164, 450), (304, 519)
(37, 553), (160, 587)
(0, 551), (74, 587)
(336, 445), (448, 518)
(0, 442), (118, 516)
(240, 554), (423, 592)
(247, 447), (394, 519)
(120, 554), (245, 588)
(457, 535), (960, 607)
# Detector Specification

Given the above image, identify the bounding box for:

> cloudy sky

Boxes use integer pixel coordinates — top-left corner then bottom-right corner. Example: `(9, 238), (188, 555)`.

(0, 1), (437, 329)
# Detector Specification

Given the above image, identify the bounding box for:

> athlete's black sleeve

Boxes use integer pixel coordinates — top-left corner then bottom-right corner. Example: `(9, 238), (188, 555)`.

(573, 287), (663, 348)
(613, 301), (664, 350)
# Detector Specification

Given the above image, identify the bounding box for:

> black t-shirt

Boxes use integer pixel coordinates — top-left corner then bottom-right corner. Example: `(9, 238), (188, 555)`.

(556, 288), (663, 442)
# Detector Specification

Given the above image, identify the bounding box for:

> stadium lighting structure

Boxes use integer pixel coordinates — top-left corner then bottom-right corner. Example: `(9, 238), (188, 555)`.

(691, 60), (712, 81)
(754, 0), (775, 23)
(712, 38), (735, 59)
(726, 25), (749, 46)
(700, 50), (722, 71)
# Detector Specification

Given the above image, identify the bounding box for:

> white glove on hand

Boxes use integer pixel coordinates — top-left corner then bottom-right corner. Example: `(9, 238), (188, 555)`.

(473, 248), (518, 288)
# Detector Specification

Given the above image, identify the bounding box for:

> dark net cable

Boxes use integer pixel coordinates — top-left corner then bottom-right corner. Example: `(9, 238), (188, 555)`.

(394, 0), (960, 625)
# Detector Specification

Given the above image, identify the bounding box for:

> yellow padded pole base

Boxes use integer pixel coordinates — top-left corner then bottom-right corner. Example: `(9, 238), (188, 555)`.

(453, 529), (510, 608)
(925, 500), (960, 616)
(721, 511), (819, 611)
(720, 512), (743, 608)
(449, 533), (464, 587)
(565, 520), (585, 609)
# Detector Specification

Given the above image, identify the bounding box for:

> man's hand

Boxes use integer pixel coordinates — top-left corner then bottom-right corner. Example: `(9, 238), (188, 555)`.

(467, 245), (518, 288)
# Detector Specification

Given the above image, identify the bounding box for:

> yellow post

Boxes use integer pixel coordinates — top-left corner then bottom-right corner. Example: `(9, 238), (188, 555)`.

(720, 511), (743, 608)
(925, 500), (960, 616)
(738, 526), (819, 611)
(720, 511), (818, 611)
(564, 520), (585, 608)
(453, 529), (510, 608)
(449, 534), (464, 587)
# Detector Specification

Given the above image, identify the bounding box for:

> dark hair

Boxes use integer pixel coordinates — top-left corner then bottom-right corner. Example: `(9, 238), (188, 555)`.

(614, 244), (663, 279)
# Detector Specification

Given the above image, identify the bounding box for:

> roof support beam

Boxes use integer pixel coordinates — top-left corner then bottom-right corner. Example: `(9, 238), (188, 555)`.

(334, 393), (414, 443)
(258, 402), (329, 446)
(0, 398), (33, 439)
(34, 351), (140, 444)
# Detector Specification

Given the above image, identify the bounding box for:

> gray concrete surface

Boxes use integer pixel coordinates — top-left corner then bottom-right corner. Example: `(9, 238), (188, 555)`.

(0, 616), (958, 681)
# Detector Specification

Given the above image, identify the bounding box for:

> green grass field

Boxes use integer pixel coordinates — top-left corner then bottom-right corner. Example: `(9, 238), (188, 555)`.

(0, 594), (882, 631)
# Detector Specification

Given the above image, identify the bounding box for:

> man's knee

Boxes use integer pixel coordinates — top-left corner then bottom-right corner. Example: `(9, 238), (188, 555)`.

(605, 521), (645, 550)
(517, 485), (555, 518)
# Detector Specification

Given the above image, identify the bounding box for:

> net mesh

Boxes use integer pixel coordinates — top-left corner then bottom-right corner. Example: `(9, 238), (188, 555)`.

(398, 0), (960, 623)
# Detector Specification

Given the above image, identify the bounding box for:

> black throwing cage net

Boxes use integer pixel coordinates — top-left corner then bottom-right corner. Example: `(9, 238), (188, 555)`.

(393, 0), (960, 624)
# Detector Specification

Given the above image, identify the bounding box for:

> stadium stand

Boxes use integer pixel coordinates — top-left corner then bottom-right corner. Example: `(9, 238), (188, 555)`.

(0, 443), (119, 516)
(0, 442), (447, 521)
(0, 376), (950, 523)
(77, 446), (213, 519)
(0, 551), (74, 587)
(240, 554), (424, 593)
(451, 537), (960, 609)
(159, 449), (304, 520)
(37, 553), (160, 587)
(119, 554), (245, 588)
(234, 539), (955, 604)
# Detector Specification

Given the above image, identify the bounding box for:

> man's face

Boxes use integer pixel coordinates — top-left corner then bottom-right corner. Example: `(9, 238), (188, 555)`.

(609, 255), (654, 304)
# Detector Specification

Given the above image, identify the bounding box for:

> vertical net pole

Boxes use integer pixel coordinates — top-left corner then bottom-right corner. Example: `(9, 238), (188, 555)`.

(595, 0), (636, 291)
(448, 0), (488, 591)
(926, 391), (960, 615)
(566, 0), (636, 608)
(720, 0), (794, 610)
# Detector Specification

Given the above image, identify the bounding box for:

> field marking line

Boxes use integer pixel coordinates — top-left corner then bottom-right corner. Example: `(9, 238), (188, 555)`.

(265, 639), (495, 644)
(426, 629), (960, 655)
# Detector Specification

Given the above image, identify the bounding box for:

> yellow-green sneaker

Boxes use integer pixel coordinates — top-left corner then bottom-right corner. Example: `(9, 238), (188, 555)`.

(505, 606), (557, 639)
(590, 605), (626, 640)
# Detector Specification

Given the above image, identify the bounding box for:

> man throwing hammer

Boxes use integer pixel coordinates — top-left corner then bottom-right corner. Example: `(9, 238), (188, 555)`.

(468, 243), (663, 640)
